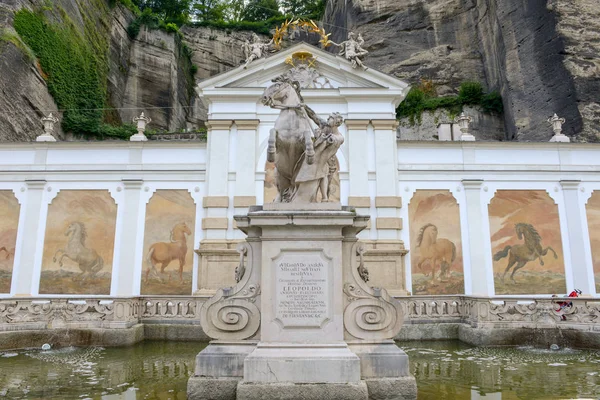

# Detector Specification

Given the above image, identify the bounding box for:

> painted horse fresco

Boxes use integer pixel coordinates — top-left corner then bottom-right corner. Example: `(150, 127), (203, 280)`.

(494, 222), (558, 283)
(415, 223), (456, 282)
(0, 246), (14, 260)
(146, 222), (191, 282)
(53, 222), (104, 280)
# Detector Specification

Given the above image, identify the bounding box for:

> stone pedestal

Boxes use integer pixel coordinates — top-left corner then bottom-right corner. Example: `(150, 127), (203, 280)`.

(188, 206), (416, 400)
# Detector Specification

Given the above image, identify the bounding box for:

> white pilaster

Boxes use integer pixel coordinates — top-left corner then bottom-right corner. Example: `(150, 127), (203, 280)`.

(462, 179), (493, 296)
(12, 180), (46, 296)
(205, 120), (233, 240)
(372, 120), (400, 240)
(112, 179), (144, 296)
(560, 180), (595, 294)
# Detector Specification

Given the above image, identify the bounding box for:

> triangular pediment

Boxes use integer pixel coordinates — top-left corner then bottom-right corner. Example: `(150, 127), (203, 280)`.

(196, 42), (409, 93)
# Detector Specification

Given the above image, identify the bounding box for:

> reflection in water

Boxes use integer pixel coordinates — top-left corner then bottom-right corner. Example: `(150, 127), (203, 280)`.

(0, 341), (206, 399)
(0, 341), (599, 399)
(403, 341), (600, 400)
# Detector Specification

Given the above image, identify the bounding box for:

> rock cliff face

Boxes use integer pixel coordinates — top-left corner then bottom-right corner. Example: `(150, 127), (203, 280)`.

(324, 0), (600, 141)
(1, 0), (597, 141)
(0, 0), (63, 140)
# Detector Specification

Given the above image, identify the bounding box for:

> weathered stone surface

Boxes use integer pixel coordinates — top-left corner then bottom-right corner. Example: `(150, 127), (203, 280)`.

(552, 0), (600, 142)
(237, 381), (369, 400)
(324, 0), (600, 142)
(181, 26), (267, 123)
(0, 36), (62, 141)
(364, 377), (417, 400)
(0, 325), (144, 351)
(188, 377), (239, 400)
(121, 27), (194, 132)
(398, 106), (504, 141)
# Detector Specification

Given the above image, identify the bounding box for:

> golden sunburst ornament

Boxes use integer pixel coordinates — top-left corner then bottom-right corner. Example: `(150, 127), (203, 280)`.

(271, 19), (333, 50)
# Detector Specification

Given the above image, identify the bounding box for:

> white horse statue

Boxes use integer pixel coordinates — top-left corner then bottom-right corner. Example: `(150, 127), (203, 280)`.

(53, 221), (104, 280)
(261, 77), (344, 203)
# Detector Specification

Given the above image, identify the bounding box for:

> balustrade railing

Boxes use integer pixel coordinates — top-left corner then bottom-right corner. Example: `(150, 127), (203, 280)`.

(1, 295), (598, 332)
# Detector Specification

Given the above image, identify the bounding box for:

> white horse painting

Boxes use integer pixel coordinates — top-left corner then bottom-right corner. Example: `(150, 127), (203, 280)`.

(53, 221), (104, 280)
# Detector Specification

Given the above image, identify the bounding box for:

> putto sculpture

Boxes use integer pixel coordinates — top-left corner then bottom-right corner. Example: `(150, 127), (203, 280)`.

(242, 33), (274, 68)
(261, 76), (344, 203)
(330, 32), (369, 70)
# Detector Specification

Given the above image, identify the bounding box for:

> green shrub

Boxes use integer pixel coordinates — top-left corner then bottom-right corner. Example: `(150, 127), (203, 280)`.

(482, 91), (504, 114)
(396, 81), (502, 126)
(190, 64), (198, 75)
(165, 22), (179, 33)
(458, 81), (483, 105)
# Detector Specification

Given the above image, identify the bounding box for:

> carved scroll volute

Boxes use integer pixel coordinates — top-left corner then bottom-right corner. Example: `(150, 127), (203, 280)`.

(200, 241), (261, 340)
(343, 241), (404, 340)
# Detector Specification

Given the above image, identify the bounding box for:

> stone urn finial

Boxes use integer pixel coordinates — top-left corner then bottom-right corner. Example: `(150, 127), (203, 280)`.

(454, 112), (475, 141)
(548, 113), (570, 143)
(131, 112), (151, 142)
(37, 113), (59, 142)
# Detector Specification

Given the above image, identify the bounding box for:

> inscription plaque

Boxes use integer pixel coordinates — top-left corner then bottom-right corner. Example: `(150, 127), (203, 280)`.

(274, 251), (331, 328)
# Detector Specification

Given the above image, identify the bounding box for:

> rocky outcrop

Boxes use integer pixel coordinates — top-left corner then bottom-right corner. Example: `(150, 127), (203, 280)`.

(120, 26), (195, 131)
(324, 0), (600, 141)
(0, 1), (62, 141)
(551, 0), (600, 142)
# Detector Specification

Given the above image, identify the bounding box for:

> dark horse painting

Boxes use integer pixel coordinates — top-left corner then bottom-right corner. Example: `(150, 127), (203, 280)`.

(494, 223), (558, 283)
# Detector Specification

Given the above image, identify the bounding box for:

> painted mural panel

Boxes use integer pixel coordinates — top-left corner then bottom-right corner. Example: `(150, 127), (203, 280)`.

(489, 190), (566, 295)
(0, 191), (20, 293)
(409, 190), (464, 295)
(585, 191), (600, 293)
(39, 190), (117, 295)
(141, 190), (196, 295)
(264, 159), (340, 203)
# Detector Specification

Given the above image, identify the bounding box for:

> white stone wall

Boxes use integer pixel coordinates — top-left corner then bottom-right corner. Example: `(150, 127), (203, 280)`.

(0, 141), (599, 297)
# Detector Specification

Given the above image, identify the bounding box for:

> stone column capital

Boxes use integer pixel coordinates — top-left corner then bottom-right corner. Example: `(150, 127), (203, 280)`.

(234, 119), (260, 130)
(24, 179), (47, 190)
(121, 179), (144, 189)
(560, 180), (581, 190)
(461, 179), (484, 190)
(371, 119), (399, 130)
(344, 119), (370, 129)
(206, 120), (233, 130)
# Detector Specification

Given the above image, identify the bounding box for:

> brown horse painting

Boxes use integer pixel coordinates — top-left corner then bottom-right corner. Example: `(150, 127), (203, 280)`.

(146, 222), (191, 282)
(494, 223), (558, 283)
(415, 224), (456, 282)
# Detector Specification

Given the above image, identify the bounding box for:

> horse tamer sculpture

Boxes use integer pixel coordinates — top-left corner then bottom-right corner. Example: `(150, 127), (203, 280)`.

(261, 77), (344, 203)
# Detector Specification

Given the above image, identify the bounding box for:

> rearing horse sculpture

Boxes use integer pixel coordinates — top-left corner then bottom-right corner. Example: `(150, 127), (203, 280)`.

(261, 79), (316, 202)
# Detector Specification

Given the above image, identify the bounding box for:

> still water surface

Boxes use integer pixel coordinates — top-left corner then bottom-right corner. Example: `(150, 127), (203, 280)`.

(0, 341), (598, 399)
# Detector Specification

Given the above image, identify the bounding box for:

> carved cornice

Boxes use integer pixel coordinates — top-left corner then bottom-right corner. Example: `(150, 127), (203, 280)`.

(206, 120), (233, 130)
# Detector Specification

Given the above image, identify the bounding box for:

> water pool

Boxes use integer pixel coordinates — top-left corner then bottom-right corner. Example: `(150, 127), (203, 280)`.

(0, 341), (598, 399)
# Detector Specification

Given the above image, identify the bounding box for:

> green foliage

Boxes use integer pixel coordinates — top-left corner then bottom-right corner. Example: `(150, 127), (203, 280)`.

(0, 28), (36, 60)
(133, 0), (191, 25)
(482, 91), (504, 114)
(191, 14), (291, 35)
(280, 0), (326, 19)
(458, 81), (483, 105)
(190, 64), (198, 75)
(14, 9), (107, 137)
(397, 81), (503, 125)
(114, 0), (142, 15)
(242, 0), (282, 22)
(165, 22), (179, 32)
(193, 0), (226, 23)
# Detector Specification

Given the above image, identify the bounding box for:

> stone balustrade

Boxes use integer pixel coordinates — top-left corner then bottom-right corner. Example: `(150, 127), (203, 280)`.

(2, 296), (598, 335)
